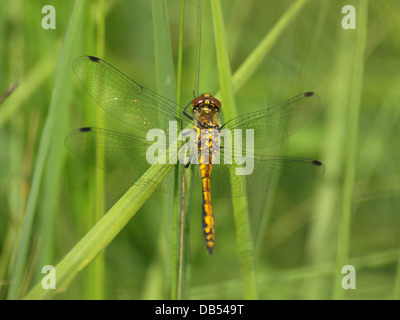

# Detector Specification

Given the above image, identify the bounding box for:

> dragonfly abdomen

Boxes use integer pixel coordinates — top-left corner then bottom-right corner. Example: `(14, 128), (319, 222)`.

(198, 127), (218, 254)
(200, 162), (215, 254)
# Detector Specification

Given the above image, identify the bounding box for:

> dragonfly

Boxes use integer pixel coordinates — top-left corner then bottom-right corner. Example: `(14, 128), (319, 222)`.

(65, 55), (324, 254)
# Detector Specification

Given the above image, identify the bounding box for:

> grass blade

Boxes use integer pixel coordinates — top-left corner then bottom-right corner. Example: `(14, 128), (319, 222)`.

(0, 51), (59, 128)
(24, 161), (175, 299)
(214, 0), (309, 98)
(333, 0), (368, 299)
(151, 0), (179, 300)
(175, 0), (190, 300)
(193, 0), (202, 96)
(210, 0), (257, 299)
(176, 0), (186, 106)
(83, 0), (106, 300)
(8, 0), (86, 299)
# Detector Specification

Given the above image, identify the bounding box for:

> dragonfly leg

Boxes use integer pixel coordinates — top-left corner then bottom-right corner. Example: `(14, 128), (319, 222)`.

(183, 101), (194, 121)
(183, 148), (195, 168)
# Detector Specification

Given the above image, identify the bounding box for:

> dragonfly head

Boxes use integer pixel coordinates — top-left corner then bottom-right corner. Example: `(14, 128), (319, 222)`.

(190, 93), (221, 115)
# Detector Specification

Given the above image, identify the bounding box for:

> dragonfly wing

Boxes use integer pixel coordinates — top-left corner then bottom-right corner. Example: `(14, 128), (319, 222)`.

(72, 56), (191, 133)
(210, 153), (324, 198)
(222, 92), (321, 150)
(65, 127), (179, 193)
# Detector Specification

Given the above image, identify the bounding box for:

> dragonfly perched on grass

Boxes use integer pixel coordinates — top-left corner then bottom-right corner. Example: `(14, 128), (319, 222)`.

(65, 56), (324, 254)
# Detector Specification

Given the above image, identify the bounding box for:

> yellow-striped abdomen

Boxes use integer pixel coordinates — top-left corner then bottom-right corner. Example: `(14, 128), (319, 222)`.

(191, 94), (221, 254)
(197, 125), (219, 254)
(200, 161), (215, 254)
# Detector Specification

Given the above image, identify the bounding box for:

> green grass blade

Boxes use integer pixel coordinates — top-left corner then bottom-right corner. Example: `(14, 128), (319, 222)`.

(211, 0), (311, 268)
(0, 50), (59, 128)
(84, 0), (106, 300)
(179, 164), (194, 299)
(176, 0), (185, 106)
(215, 0), (309, 98)
(302, 5), (353, 298)
(193, 0), (202, 96)
(175, 0), (190, 301)
(210, 0), (257, 300)
(7, 0), (86, 299)
(333, 0), (368, 299)
(23, 161), (175, 300)
(151, 0), (179, 300)
(152, 0), (176, 101)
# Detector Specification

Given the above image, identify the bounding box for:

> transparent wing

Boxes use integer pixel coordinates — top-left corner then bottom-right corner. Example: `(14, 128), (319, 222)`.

(72, 56), (191, 133)
(64, 128), (324, 198)
(209, 152), (324, 198)
(64, 127), (180, 192)
(68, 60), (324, 198)
(222, 92), (321, 150)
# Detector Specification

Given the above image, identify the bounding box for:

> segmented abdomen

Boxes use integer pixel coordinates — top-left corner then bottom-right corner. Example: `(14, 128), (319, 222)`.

(198, 127), (220, 254)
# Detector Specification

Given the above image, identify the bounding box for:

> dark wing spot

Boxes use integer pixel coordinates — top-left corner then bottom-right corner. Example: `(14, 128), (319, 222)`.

(79, 127), (92, 132)
(312, 159), (323, 166)
(304, 92), (314, 97)
(87, 56), (100, 62)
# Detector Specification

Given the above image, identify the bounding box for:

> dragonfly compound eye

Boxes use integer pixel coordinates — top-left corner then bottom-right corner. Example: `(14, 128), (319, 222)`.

(209, 96), (221, 110)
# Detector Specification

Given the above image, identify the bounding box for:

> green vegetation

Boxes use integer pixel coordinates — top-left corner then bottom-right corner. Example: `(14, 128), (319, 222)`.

(1, 0), (399, 300)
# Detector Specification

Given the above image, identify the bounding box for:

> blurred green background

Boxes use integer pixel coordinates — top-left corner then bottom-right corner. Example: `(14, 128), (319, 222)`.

(1, 0), (400, 299)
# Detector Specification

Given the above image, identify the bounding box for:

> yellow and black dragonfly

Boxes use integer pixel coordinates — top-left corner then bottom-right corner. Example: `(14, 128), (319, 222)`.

(65, 56), (324, 254)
